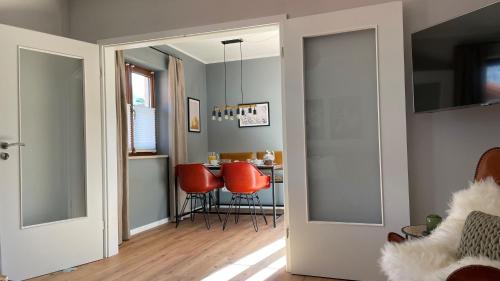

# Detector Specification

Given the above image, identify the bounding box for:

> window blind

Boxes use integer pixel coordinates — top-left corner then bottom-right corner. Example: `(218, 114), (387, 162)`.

(132, 105), (156, 152)
(126, 104), (132, 152)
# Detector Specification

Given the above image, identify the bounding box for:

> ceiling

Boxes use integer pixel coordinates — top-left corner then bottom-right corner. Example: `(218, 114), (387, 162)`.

(161, 25), (280, 64)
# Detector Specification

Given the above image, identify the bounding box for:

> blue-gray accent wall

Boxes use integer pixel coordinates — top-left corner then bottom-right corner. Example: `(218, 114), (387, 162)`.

(206, 56), (284, 205)
(207, 56), (283, 153)
(129, 158), (169, 229)
(123, 49), (284, 228)
(124, 46), (208, 230)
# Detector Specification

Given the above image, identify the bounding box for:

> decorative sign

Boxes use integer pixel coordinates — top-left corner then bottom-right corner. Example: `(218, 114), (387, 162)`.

(188, 97), (201, 133)
(238, 102), (270, 128)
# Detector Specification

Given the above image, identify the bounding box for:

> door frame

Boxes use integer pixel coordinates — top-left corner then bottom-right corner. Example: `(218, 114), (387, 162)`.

(98, 14), (287, 257)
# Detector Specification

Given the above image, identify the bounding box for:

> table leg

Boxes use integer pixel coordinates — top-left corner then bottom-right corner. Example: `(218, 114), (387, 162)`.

(272, 167), (276, 228)
(217, 188), (221, 209)
(209, 191), (212, 212)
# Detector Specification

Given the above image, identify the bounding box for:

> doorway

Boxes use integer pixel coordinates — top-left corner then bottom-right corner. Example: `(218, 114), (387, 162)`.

(99, 15), (289, 278)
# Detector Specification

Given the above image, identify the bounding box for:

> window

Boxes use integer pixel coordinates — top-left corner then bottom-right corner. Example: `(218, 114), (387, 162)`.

(125, 63), (157, 155)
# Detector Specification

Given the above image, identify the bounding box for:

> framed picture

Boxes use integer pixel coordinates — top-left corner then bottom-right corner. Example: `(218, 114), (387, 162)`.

(188, 97), (201, 133)
(238, 102), (270, 128)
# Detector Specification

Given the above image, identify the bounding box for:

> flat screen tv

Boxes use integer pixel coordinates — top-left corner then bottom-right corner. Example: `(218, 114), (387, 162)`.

(412, 3), (500, 112)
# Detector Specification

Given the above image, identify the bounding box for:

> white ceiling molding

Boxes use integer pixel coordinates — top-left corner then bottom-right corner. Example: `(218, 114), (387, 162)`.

(160, 25), (280, 64)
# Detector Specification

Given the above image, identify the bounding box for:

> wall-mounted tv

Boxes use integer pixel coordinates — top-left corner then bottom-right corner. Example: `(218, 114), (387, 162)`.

(412, 3), (500, 113)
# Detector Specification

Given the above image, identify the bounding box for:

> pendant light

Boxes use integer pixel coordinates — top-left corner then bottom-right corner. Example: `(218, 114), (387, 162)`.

(211, 38), (257, 122)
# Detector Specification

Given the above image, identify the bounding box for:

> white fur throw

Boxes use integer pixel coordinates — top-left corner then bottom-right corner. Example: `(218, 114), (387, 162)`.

(380, 178), (500, 281)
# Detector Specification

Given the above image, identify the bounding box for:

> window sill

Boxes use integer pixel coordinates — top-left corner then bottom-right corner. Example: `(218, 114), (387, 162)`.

(129, 155), (169, 160)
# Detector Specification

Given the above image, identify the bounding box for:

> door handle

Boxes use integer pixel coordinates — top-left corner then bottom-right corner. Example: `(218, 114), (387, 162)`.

(0, 142), (26, 149)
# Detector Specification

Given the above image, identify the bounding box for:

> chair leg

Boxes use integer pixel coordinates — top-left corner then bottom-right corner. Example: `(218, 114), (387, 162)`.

(223, 194), (236, 231)
(245, 194), (258, 232)
(254, 193), (268, 225)
(202, 193), (211, 230)
(208, 191), (212, 212)
(177, 194), (190, 228)
(235, 194), (242, 224)
(209, 192), (222, 222)
(190, 194), (195, 222)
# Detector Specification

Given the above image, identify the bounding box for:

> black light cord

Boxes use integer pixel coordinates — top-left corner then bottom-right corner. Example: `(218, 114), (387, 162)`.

(224, 44), (227, 107)
(240, 42), (244, 104)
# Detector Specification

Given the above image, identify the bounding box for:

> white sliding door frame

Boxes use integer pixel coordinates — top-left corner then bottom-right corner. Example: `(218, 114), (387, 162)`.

(98, 14), (287, 257)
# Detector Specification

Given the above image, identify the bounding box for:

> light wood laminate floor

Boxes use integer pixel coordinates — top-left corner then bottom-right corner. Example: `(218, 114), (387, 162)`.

(31, 214), (336, 281)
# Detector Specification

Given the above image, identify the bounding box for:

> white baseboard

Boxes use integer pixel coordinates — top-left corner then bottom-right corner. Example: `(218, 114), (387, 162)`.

(218, 204), (285, 210)
(130, 218), (169, 236)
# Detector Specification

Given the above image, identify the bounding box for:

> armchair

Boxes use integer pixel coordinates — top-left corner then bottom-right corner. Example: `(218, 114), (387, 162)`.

(381, 148), (500, 281)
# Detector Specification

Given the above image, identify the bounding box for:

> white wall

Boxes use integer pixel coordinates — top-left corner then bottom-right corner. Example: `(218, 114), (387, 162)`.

(0, 0), (69, 36)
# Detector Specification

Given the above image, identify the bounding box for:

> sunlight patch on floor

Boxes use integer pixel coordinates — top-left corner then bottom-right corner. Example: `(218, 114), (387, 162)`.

(244, 256), (286, 281)
(201, 239), (286, 281)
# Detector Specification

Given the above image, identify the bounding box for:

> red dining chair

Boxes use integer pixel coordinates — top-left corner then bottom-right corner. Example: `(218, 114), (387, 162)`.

(221, 162), (270, 231)
(175, 164), (223, 229)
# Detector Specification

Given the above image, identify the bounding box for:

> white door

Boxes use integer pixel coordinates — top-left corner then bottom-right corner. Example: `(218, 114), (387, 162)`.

(0, 23), (103, 280)
(283, 2), (409, 280)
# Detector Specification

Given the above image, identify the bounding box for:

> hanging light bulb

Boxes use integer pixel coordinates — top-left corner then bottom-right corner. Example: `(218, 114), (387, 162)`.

(248, 106), (252, 114)
(218, 111), (222, 122)
(224, 108), (229, 120)
(236, 107), (241, 119)
(241, 108), (245, 116)
(229, 110), (234, 120)
(253, 107), (257, 115)
(212, 109), (216, 121)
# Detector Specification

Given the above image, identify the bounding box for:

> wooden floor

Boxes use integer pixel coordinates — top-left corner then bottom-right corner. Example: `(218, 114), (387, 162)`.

(32, 215), (335, 281)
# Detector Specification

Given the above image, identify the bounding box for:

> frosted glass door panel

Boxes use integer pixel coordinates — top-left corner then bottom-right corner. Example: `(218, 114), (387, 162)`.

(19, 48), (87, 227)
(304, 29), (382, 224)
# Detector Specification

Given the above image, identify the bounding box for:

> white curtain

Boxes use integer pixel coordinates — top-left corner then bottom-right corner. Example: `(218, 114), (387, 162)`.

(115, 51), (130, 243)
(167, 56), (188, 219)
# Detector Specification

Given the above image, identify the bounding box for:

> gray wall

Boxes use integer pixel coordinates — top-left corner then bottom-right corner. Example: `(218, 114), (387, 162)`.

(7, 0), (500, 225)
(129, 158), (169, 229)
(207, 57), (282, 152)
(71, 0), (500, 225)
(402, 0), (500, 223)
(124, 46), (208, 229)
(154, 45), (209, 163)
(123, 48), (168, 71)
(0, 0), (69, 36)
(66, 0), (421, 43)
